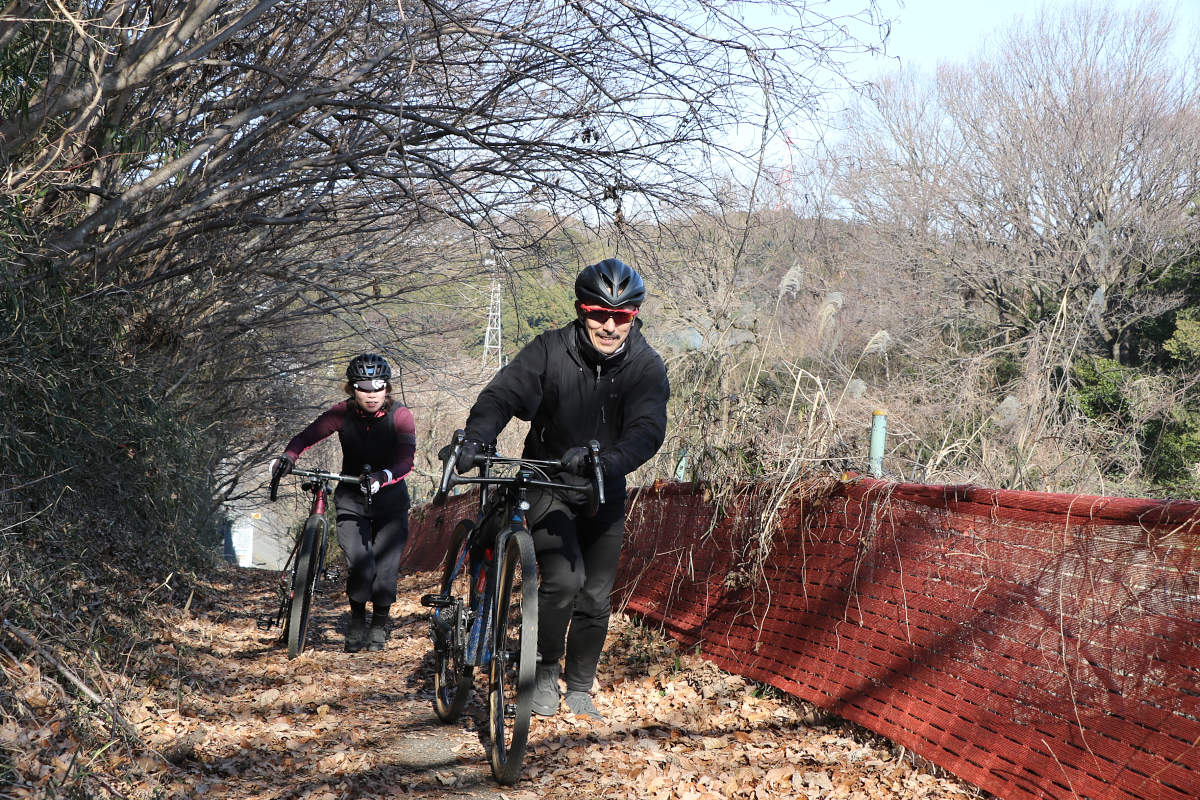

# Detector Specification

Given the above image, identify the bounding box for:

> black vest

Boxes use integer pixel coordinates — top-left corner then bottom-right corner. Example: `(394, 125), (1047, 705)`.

(337, 403), (398, 476)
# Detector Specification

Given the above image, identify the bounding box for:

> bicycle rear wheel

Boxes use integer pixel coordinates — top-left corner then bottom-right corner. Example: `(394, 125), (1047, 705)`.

(432, 520), (477, 722)
(488, 529), (538, 785)
(286, 515), (324, 659)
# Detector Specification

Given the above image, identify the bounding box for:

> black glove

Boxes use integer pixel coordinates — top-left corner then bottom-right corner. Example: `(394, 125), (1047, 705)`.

(271, 454), (294, 483)
(455, 440), (482, 474)
(560, 446), (590, 476)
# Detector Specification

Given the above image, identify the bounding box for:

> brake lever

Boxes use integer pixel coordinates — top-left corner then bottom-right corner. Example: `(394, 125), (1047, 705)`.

(433, 430), (466, 506)
(587, 439), (604, 515)
(360, 464), (374, 513)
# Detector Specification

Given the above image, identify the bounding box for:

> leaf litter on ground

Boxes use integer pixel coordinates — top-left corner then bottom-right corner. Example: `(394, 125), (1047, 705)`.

(0, 565), (989, 799)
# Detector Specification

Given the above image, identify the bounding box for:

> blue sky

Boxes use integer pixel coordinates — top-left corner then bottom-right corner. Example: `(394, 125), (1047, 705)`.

(855, 0), (1198, 78)
(719, 1), (1200, 194)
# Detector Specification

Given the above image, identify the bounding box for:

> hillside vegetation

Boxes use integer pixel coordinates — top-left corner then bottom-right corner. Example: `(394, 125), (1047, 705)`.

(2, 0), (1198, 795)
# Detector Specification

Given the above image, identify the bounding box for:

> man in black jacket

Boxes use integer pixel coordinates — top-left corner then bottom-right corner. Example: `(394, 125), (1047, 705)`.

(456, 257), (670, 720)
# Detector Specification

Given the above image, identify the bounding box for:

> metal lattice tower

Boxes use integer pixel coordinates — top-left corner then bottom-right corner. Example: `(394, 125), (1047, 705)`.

(482, 272), (503, 371)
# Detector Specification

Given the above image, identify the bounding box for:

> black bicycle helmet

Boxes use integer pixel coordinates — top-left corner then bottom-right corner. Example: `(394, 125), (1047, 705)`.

(346, 353), (391, 383)
(575, 258), (645, 308)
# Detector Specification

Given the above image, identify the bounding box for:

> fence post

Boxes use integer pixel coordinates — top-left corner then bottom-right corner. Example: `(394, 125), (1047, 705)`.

(869, 409), (887, 477)
(673, 448), (689, 482)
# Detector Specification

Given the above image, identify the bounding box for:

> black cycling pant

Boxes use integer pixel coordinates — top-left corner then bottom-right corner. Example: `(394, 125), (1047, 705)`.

(529, 492), (625, 694)
(335, 482), (410, 608)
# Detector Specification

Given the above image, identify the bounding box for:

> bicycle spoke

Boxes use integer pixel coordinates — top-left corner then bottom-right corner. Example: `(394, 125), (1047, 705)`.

(287, 516), (324, 658)
(489, 531), (538, 785)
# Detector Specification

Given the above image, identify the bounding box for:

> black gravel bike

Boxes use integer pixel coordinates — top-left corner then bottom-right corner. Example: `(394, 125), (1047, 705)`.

(422, 430), (604, 784)
(267, 466), (369, 658)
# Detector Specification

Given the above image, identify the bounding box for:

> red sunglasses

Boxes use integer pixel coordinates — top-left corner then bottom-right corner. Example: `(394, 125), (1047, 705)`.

(579, 304), (639, 325)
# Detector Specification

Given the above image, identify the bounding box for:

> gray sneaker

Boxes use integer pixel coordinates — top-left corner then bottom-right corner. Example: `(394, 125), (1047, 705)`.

(532, 662), (561, 716)
(563, 690), (604, 720)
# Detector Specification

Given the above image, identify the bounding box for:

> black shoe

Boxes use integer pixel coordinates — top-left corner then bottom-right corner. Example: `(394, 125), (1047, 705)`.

(563, 690), (604, 720)
(367, 622), (388, 651)
(532, 662), (561, 716)
(345, 616), (367, 653)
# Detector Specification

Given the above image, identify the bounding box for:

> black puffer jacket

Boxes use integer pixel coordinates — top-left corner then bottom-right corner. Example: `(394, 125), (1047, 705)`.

(464, 318), (670, 496)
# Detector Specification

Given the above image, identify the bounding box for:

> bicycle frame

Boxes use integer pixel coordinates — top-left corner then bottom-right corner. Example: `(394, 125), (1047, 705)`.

(277, 470), (344, 591)
(443, 470), (539, 671)
(303, 475), (335, 517)
(424, 430), (605, 784)
(289, 474), (332, 578)
(263, 467), (363, 649)
(273, 466), (366, 564)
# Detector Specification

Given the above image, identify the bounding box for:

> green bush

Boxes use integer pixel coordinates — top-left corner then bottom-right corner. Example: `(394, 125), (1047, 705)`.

(1143, 409), (1200, 496)
(1163, 308), (1200, 364)
(1071, 356), (1133, 420)
(1071, 355), (1200, 494)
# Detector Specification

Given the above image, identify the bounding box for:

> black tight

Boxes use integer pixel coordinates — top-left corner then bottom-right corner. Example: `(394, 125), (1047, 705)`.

(335, 484), (409, 608)
(530, 495), (625, 693)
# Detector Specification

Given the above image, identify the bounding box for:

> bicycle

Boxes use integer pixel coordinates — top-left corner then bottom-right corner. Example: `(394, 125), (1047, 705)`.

(265, 466), (371, 659)
(421, 430), (605, 784)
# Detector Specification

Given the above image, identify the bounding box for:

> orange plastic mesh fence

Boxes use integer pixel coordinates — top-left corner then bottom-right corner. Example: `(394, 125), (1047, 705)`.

(404, 491), (477, 572)
(402, 479), (1200, 800)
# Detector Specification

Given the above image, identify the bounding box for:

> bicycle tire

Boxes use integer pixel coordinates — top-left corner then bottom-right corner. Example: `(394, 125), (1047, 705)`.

(286, 515), (324, 659)
(488, 529), (538, 785)
(432, 520), (476, 722)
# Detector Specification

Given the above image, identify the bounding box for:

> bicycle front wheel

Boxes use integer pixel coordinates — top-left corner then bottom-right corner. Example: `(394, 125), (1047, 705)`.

(489, 529), (538, 785)
(286, 515), (324, 659)
(433, 520), (476, 722)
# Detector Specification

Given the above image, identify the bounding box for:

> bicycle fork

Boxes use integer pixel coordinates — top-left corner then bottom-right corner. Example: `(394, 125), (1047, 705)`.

(464, 537), (502, 668)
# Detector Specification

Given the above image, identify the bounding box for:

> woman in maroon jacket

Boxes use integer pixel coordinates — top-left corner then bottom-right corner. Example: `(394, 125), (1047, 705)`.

(271, 354), (416, 652)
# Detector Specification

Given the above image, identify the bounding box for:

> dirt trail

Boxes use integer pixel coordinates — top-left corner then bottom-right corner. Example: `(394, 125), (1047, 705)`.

(123, 566), (983, 800)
